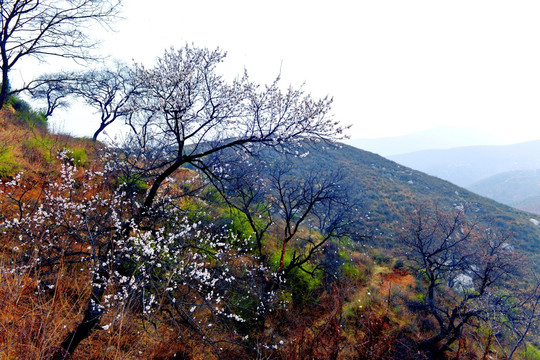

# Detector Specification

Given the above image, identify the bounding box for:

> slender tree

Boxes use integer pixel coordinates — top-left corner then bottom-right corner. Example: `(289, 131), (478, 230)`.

(0, 0), (122, 106)
(70, 63), (138, 141)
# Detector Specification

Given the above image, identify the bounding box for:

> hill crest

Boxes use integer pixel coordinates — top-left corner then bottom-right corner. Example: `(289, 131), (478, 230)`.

(275, 142), (540, 261)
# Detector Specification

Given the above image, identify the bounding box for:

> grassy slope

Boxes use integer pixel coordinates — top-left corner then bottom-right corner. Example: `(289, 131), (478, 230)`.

(2, 107), (539, 359)
(267, 142), (540, 260)
(0, 106), (96, 177)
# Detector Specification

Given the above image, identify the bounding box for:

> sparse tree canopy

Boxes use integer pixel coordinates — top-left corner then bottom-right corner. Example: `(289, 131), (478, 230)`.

(27, 71), (77, 117)
(209, 153), (355, 273)
(0, 0), (122, 106)
(399, 203), (526, 358)
(28, 63), (137, 141)
(122, 45), (348, 212)
(71, 63), (137, 141)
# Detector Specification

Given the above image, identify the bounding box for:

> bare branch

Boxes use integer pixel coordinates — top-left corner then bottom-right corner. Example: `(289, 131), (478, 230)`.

(0, 0), (122, 105)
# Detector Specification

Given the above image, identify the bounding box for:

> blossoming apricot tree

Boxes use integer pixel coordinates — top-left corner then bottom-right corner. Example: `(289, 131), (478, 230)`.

(1, 44), (349, 357)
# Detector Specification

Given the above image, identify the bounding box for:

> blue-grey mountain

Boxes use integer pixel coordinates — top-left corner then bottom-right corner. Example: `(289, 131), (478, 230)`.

(388, 140), (540, 187)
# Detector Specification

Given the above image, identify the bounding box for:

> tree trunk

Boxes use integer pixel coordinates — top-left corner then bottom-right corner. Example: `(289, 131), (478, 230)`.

(52, 261), (110, 359)
(0, 61), (10, 107)
(92, 123), (107, 142)
(418, 332), (449, 360)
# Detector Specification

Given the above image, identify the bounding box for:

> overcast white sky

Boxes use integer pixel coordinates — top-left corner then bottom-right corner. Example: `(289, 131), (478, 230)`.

(16, 0), (540, 143)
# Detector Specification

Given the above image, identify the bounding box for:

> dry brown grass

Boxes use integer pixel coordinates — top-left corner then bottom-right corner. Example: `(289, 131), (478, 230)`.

(1, 108), (511, 360)
(0, 262), (90, 359)
(379, 269), (415, 298)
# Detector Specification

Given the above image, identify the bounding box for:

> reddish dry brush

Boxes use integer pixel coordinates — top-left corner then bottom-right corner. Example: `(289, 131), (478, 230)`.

(0, 263), (90, 359)
(352, 312), (396, 360)
(275, 284), (345, 360)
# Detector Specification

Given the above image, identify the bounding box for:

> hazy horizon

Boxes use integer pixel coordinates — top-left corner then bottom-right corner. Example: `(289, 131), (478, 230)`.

(13, 1), (540, 146)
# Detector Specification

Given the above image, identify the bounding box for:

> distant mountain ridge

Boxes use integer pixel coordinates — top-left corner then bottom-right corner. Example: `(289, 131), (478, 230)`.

(345, 126), (506, 156)
(388, 140), (540, 187)
(468, 169), (540, 214)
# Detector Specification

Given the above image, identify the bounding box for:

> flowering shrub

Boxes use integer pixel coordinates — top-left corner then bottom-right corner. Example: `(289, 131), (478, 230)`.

(0, 152), (273, 356)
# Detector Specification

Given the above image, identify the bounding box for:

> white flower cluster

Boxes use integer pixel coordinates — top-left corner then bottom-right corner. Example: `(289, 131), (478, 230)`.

(0, 153), (270, 337)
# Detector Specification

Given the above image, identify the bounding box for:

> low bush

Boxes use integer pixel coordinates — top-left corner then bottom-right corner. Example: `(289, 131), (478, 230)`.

(0, 145), (19, 178)
(7, 96), (47, 129)
(24, 135), (55, 163)
(114, 173), (148, 194)
(67, 147), (89, 167)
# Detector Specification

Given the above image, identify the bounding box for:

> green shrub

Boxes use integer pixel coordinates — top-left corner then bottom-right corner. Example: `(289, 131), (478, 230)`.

(268, 248), (323, 306)
(0, 146), (19, 178)
(269, 248), (293, 271)
(373, 250), (392, 265)
(393, 259), (405, 270)
(67, 147), (89, 166)
(521, 344), (540, 360)
(223, 208), (258, 251)
(414, 292), (426, 303)
(17, 109), (47, 129)
(7, 96), (47, 129)
(115, 173), (148, 194)
(341, 262), (362, 281)
(338, 249), (351, 260)
(227, 208), (255, 238)
(25, 135), (55, 163)
(7, 96), (31, 113)
(179, 197), (214, 224)
(288, 265), (323, 307)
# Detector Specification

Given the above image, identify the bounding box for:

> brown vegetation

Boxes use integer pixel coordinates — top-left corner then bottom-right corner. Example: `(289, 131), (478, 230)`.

(1, 108), (538, 360)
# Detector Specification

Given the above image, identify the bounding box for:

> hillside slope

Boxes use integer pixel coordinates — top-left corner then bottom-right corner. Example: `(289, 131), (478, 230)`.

(268, 142), (540, 260)
(2, 106), (539, 359)
(513, 195), (540, 215)
(0, 105), (96, 179)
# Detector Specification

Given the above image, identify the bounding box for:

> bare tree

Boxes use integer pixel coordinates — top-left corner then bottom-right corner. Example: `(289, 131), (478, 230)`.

(207, 149), (355, 273)
(27, 63), (138, 140)
(26, 72), (77, 116)
(399, 203), (523, 358)
(505, 279), (540, 359)
(69, 63), (138, 141)
(206, 154), (274, 262)
(209, 151), (356, 276)
(0, 0), (122, 106)
(205, 151), (356, 333)
(268, 161), (352, 276)
(482, 274), (540, 360)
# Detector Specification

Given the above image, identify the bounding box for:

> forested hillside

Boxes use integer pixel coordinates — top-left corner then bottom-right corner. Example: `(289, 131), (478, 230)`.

(1, 96), (539, 359)
(266, 143), (540, 260)
(1, 1), (539, 359)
